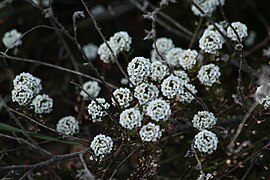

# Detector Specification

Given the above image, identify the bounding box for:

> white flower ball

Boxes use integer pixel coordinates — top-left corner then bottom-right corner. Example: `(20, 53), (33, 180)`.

(179, 49), (198, 70)
(227, 22), (248, 42)
(194, 130), (218, 154)
(179, 83), (197, 103)
(134, 82), (159, 105)
(255, 83), (270, 109)
(146, 99), (171, 122)
(80, 81), (101, 100)
(109, 31), (132, 53)
(90, 134), (113, 159)
(88, 98), (110, 123)
(192, 111), (217, 130)
(83, 43), (98, 60)
(56, 116), (79, 136)
(119, 107), (143, 130)
(127, 57), (151, 85)
(139, 122), (162, 142)
(174, 70), (190, 85)
(197, 63), (221, 87)
(13, 72), (42, 95)
(165, 47), (183, 67)
(12, 84), (35, 106)
(161, 75), (184, 99)
(112, 87), (133, 108)
(2, 29), (22, 49)
(97, 41), (117, 63)
(191, 0), (225, 17)
(31, 94), (53, 114)
(150, 61), (170, 82)
(199, 28), (224, 54)
(153, 37), (174, 55)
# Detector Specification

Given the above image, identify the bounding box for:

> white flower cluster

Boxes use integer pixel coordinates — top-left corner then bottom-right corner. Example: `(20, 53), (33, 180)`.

(112, 87), (133, 108)
(88, 98), (110, 123)
(179, 49), (198, 70)
(194, 130), (218, 154)
(127, 57), (151, 85)
(151, 37), (174, 62)
(174, 70), (190, 84)
(90, 134), (113, 159)
(32, 0), (50, 7)
(179, 83), (197, 103)
(150, 61), (170, 82)
(11, 72), (54, 114)
(80, 81), (101, 100)
(197, 63), (221, 87)
(165, 48), (184, 67)
(161, 75), (183, 99)
(119, 108), (143, 130)
(139, 122), (162, 142)
(31, 94), (53, 114)
(134, 82), (159, 105)
(227, 22), (248, 42)
(146, 99), (171, 122)
(255, 83), (270, 109)
(56, 116), (79, 136)
(199, 25), (225, 54)
(97, 31), (132, 63)
(192, 111), (217, 130)
(191, 0), (225, 17)
(2, 29), (22, 49)
(83, 43), (98, 60)
(12, 72), (42, 106)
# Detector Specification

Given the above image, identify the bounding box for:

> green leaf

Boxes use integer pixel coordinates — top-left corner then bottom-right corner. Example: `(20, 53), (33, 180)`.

(0, 122), (80, 145)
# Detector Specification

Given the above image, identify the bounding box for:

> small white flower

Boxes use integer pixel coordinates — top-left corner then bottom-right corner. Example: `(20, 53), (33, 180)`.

(197, 173), (214, 180)
(146, 99), (171, 122)
(161, 75), (184, 99)
(174, 70), (190, 85)
(56, 116), (79, 136)
(191, 0), (225, 17)
(12, 84), (34, 106)
(119, 108), (143, 130)
(179, 49), (198, 70)
(97, 41), (117, 63)
(255, 83), (270, 109)
(179, 83), (197, 103)
(165, 47), (183, 67)
(120, 78), (129, 85)
(134, 82), (159, 105)
(227, 22), (248, 42)
(199, 27), (224, 54)
(192, 111), (217, 130)
(197, 63), (221, 87)
(31, 94), (53, 114)
(90, 134), (113, 159)
(194, 130), (218, 154)
(153, 37), (174, 55)
(139, 122), (162, 142)
(2, 29), (22, 49)
(88, 98), (110, 123)
(109, 31), (132, 53)
(127, 57), (151, 85)
(83, 43), (98, 60)
(150, 61), (170, 82)
(80, 81), (101, 100)
(112, 87), (133, 108)
(13, 72), (42, 95)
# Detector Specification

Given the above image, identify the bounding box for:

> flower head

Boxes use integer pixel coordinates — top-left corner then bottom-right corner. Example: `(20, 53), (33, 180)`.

(2, 29), (22, 49)
(56, 116), (79, 136)
(197, 63), (221, 87)
(192, 111), (217, 130)
(90, 134), (113, 159)
(31, 94), (53, 114)
(80, 81), (101, 100)
(139, 122), (162, 142)
(119, 108), (143, 130)
(146, 99), (171, 122)
(88, 98), (110, 123)
(194, 130), (218, 154)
